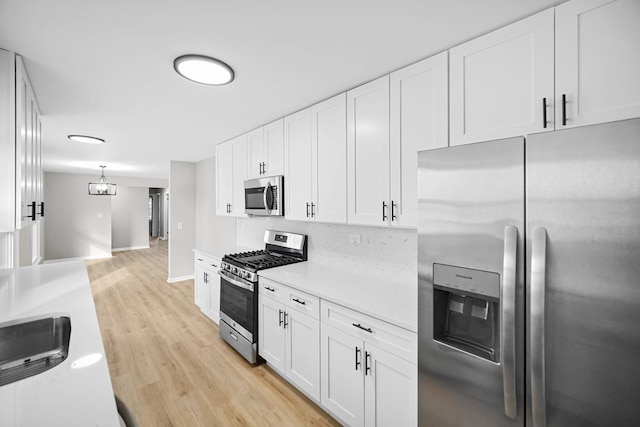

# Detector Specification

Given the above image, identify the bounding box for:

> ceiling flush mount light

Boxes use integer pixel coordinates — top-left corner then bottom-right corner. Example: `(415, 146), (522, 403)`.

(68, 134), (105, 144)
(173, 54), (235, 85)
(88, 166), (117, 196)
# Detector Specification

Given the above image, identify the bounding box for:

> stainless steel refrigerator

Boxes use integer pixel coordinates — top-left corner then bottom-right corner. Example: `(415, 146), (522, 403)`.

(417, 118), (640, 427)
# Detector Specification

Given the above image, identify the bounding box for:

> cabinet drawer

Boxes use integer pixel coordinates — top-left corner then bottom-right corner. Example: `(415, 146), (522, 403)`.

(259, 277), (287, 304)
(286, 288), (320, 320)
(194, 253), (221, 271)
(321, 300), (416, 364)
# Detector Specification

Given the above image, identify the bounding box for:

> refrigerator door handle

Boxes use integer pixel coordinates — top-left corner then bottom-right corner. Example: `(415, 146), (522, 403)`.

(502, 226), (518, 419)
(531, 227), (548, 427)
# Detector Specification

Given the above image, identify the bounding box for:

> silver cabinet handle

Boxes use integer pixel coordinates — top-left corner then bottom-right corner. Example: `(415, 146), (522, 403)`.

(502, 226), (518, 419)
(229, 332), (238, 341)
(531, 227), (548, 427)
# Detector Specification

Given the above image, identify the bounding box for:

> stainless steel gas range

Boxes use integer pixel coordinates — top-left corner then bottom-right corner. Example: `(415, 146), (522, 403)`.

(218, 230), (307, 363)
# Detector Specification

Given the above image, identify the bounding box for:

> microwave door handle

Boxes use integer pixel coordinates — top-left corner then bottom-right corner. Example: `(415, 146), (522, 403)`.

(531, 227), (548, 427)
(502, 226), (518, 419)
(263, 182), (273, 212)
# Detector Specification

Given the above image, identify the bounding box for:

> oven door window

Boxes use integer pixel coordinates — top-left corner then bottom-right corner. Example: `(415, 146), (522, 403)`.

(220, 276), (255, 334)
(245, 187), (266, 211)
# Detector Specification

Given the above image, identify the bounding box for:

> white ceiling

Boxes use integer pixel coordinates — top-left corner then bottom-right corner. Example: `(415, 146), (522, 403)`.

(0, 0), (563, 180)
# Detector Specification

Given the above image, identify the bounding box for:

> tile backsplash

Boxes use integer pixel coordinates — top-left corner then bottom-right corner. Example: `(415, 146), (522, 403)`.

(236, 217), (417, 283)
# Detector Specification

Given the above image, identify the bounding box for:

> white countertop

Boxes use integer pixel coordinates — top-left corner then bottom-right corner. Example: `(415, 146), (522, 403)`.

(0, 261), (119, 427)
(259, 261), (417, 333)
(194, 244), (256, 261)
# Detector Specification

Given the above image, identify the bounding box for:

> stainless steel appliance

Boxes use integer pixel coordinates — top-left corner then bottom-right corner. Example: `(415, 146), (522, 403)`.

(244, 175), (284, 216)
(218, 230), (307, 363)
(418, 118), (640, 426)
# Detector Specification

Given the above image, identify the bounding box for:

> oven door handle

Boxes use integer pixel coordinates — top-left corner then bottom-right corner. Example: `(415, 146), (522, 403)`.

(218, 270), (254, 292)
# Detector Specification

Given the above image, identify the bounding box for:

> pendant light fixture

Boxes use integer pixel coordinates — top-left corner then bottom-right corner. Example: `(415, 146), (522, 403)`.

(173, 54), (235, 85)
(88, 166), (117, 195)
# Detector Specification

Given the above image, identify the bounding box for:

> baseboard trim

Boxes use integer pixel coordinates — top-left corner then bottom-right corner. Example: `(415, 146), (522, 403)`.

(167, 274), (194, 283)
(112, 245), (150, 252)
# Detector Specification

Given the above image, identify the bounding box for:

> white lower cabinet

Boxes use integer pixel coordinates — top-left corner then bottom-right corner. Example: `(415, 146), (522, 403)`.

(258, 278), (320, 401)
(321, 301), (417, 427)
(194, 252), (221, 324)
(257, 279), (417, 427)
(364, 343), (417, 427)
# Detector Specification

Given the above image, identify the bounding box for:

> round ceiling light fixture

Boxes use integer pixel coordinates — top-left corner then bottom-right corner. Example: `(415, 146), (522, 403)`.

(68, 134), (105, 144)
(173, 54), (235, 85)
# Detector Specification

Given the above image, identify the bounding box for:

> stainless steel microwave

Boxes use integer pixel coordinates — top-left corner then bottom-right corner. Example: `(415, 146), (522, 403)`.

(244, 175), (284, 216)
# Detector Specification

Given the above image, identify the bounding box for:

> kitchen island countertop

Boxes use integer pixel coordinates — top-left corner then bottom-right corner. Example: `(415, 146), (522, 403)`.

(0, 260), (119, 426)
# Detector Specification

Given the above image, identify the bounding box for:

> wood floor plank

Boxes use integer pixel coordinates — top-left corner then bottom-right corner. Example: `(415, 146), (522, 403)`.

(86, 238), (339, 427)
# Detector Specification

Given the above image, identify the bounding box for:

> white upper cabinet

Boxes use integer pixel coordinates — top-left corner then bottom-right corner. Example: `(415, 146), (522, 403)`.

(390, 52), (449, 228)
(215, 134), (247, 217)
(284, 107), (313, 221)
(285, 94), (347, 223)
(555, 0), (640, 128)
(312, 93), (347, 223)
(215, 141), (233, 216)
(449, 9), (555, 145)
(347, 76), (391, 226)
(247, 119), (284, 179)
(246, 127), (264, 179)
(231, 135), (248, 216)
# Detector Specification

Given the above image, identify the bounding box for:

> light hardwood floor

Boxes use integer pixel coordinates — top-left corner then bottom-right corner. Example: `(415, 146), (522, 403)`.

(86, 238), (340, 427)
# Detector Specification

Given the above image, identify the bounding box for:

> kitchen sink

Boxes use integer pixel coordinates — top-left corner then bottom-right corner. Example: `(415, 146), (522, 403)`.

(0, 315), (71, 387)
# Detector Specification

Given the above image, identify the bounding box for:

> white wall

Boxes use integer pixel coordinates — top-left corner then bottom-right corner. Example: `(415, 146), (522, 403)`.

(195, 157), (235, 256)
(44, 172), (112, 260)
(236, 217), (417, 284)
(168, 161), (196, 281)
(112, 186), (149, 251)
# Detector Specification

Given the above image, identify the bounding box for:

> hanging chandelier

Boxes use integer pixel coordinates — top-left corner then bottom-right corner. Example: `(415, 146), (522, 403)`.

(88, 166), (117, 195)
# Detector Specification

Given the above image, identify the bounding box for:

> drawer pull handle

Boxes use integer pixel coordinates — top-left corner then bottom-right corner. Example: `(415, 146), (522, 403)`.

(292, 298), (306, 305)
(352, 323), (373, 333)
(229, 332), (238, 341)
(197, 258), (203, 261)
(264, 286), (275, 292)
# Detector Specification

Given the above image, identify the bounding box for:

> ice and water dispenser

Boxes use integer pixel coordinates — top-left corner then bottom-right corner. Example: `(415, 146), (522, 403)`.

(433, 263), (501, 363)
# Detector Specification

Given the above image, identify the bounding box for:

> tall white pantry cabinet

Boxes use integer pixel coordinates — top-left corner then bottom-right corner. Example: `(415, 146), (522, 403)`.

(0, 49), (44, 267)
